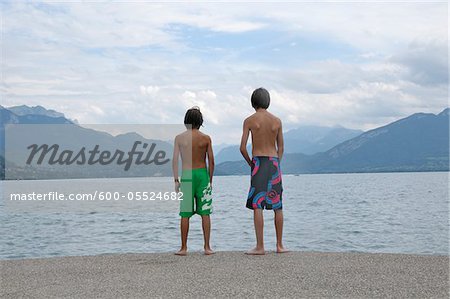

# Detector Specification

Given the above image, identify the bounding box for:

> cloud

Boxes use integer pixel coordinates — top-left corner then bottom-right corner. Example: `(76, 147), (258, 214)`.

(140, 85), (160, 96)
(182, 91), (197, 100)
(2, 1), (448, 144)
(390, 40), (448, 86)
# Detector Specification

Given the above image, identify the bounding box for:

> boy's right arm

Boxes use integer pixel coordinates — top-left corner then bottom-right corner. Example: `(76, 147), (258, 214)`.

(172, 136), (180, 192)
(240, 119), (252, 167)
(276, 119), (284, 162)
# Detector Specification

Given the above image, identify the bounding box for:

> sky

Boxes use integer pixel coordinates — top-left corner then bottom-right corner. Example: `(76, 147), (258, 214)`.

(1, 1), (448, 144)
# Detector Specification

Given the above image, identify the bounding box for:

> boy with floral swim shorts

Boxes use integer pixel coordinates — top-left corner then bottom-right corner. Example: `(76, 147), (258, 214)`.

(240, 88), (288, 255)
(172, 107), (214, 256)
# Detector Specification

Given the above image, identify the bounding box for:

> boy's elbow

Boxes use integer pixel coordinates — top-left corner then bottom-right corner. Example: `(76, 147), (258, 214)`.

(240, 146), (246, 154)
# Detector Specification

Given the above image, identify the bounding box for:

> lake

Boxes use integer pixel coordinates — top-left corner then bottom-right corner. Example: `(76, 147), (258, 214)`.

(0, 172), (448, 259)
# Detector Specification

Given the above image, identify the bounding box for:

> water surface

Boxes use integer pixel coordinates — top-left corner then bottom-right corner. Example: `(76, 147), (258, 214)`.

(1, 172), (448, 259)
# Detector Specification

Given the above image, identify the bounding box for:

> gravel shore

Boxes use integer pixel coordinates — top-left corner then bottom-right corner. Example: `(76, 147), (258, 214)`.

(1, 251), (448, 298)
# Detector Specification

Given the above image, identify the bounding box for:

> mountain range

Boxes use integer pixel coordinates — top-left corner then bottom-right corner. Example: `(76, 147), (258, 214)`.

(216, 108), (449, 175)
(215, 125), (362, 163)
(1, 105), (448, 179)
(0, 105), (172, 179)
(6, 105), (67, 119)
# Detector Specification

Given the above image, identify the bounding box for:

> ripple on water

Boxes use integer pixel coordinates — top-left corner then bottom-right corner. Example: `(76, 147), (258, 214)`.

(1, 172), (447, 259)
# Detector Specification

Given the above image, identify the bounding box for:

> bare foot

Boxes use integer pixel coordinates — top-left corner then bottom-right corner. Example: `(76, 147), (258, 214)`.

(276, 246), (289, 253)
(204, 248), (215, 255)
(245, 247), (265, 255)
(175, 248), (187, 256)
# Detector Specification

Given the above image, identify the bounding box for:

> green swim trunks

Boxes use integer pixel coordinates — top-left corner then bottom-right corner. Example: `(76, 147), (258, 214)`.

(179, 168), (213, 218)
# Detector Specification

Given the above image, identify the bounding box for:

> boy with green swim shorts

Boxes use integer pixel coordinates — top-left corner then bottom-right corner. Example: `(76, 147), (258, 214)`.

(172, 107), (214, 255)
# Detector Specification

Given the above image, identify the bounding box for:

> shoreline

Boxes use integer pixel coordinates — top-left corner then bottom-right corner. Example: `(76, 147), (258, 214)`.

(1, 249), (449, 261)
(2, 170), (449, 181)
(1, 251), (448, 298)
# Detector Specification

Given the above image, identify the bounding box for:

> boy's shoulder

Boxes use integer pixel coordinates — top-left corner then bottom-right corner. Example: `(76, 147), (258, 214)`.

(264, 111), (282, 125)
(245, 111), (282, 123)
(175, 130), (192, 142)
(272, 113), (282, 124)
(264, 110), (280, 120)
(244, 113), (257, 123)
(175, 131), (186, 139)
(197, 131), (212, 141)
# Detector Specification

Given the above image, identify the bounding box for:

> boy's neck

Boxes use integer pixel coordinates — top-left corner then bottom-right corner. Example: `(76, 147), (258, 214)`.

(255, 108), (267, 112)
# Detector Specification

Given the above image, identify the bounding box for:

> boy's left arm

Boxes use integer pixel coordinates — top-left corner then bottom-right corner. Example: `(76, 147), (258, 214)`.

(207, 136), (215, 185)
(172, 136), (180, 192)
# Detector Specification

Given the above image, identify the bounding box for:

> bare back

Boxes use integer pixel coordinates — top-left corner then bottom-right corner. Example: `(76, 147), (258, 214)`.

(247, 111), (281, 157)
(176, 130), (211, 169)
(244, 110), (282, 157)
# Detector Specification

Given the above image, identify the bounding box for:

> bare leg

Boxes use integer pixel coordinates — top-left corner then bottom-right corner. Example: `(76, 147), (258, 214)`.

(175, 217), (189, 255)
(274, 209), (288, 253)
(201, 215), (214, 255)
(246, 209), (265, 255)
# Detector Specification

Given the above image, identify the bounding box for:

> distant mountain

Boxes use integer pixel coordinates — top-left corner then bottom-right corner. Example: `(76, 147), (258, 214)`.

(1, 106), (75, 179)
(284, 125), (363, 154)
(215, 145), (251, 164)
(307, 108), (449, 173)
(216, 108), (449, 175)
(0, 155), (4, 180)
(3, 105), (448, 178)
(215, 125), (362, 164)
(1, 106), (173, 179)
(215, 152), (313, 176)
(212, 143), (233, 155)
(0, 106), (73, 158)
(7, 105), (66, 118)
(0, 105), (74, 125)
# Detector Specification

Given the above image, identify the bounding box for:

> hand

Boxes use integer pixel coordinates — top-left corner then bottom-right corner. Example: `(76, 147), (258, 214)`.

(248, 160), (255, 168)
(175, 181), (180, 193)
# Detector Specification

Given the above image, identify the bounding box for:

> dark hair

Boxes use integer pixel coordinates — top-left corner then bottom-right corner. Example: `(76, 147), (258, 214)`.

(184, 106), (203, 129)
(251, 87), (270, 109)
